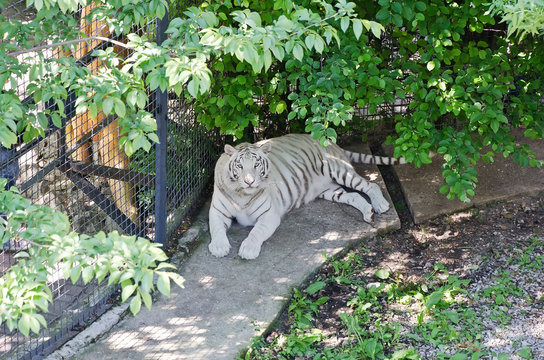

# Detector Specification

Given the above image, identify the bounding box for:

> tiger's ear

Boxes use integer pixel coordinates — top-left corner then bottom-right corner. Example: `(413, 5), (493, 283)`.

(259, 142), (272, 154)
(224, 144), (236, 156)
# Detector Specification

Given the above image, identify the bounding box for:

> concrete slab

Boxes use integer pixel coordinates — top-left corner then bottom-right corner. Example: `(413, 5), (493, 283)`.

(61, 145), (400, 360)
(385, 129), (544, 223)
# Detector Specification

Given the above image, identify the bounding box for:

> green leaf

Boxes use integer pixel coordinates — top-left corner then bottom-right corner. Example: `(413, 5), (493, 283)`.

(130, 293), (142, 315)
(293, 43), (304, 61)
(340, 16), (349, 33)
(517, 346), (532, 359)
(18, 314), (30, 337)
(167, 272), (185, 288)
(375, 268), (390, 280)
(425, 290), (444, 309)
(157, 272), (171, 297)
(450, 353), (467, 360)
(418, 151), (432, 164)
(89, 102), (98, 119)
(81, 266), (94, 284)
(114, 99), (126, 118)
(376, 8), (390, 21)
(70, 264), (81, 284)
(141, 291), (153, 310)
(102, 97), (113, 115)
(370, 22), (384, 38)
(187, 78), (199, 98)
(415, 1), (426, 11)
(306, 281), (326, 295)
(263, 49), (273, 71)
(444, 310), (459, 324)
(121, 284), (136, 302)
(28, 314), (41, 334)
(304, 33), (315, 51)
(490, 119), (499, 133)
(353, 19), (363, 39)
(275, 100), (287, 114)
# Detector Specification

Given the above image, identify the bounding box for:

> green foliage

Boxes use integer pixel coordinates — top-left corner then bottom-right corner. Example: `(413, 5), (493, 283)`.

(3, 0), (544, 202)
(488, 0), (544, 39)
(178, 0), (384, 141)
(182, 0), (544, 202)
(0, 179), (184, 336)
(359, 0), (544, 202)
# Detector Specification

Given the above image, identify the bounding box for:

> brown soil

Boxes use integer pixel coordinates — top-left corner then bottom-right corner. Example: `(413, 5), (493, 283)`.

(259, 184), (544, 358)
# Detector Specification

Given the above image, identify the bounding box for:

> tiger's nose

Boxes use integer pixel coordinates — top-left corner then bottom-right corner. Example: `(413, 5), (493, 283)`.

(244, 174), (255, 186)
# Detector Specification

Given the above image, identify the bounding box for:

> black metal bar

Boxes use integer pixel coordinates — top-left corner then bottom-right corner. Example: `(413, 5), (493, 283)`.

(65, 169), (144, 236)
(19, 158), (60, 193)
(154, 14), (169, 245)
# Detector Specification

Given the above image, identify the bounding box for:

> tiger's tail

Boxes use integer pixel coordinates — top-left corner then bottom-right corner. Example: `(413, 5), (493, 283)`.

(344, 150), (407, 165)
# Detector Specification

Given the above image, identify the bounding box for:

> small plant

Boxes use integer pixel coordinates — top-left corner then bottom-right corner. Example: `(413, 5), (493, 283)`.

(329, 250), (365, 285)
(0, 180), (184, 336)
(288, 284), (329, 329)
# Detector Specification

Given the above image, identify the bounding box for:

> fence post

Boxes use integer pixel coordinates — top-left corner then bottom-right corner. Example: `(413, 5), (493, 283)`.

(154, 13), (169, 245)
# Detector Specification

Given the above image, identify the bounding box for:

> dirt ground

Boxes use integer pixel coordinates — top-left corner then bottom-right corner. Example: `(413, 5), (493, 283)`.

(257, 176), (544, 359)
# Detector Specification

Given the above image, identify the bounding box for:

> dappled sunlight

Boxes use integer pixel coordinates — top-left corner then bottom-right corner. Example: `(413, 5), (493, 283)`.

(448, 211), (474, 222)
(366, 171), (379, 182)
(198, 275), (215, 289)
(95, 313), (231, 359)
(409, 228), (459, 243)
(104, 330), (146, 350)
(316, 230), (340, 242)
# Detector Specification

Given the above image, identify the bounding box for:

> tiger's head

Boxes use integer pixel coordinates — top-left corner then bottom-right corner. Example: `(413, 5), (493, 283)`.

(224, 141), (272, 192)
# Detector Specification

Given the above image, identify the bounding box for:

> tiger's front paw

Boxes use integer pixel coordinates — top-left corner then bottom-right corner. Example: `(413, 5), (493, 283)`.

(209, 239), (231, 257)
(238, 237), (263, 260)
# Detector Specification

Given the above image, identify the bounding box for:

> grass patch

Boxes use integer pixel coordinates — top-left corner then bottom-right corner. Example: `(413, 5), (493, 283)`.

(241, 237), (543, 360)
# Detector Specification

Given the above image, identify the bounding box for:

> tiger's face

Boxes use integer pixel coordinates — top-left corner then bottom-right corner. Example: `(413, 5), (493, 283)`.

(224, 142), (272, 192)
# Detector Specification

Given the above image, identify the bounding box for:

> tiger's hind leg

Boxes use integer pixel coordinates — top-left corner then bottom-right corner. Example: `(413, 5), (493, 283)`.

(331, 170), (390, 215)
(319, 185), (374, 222)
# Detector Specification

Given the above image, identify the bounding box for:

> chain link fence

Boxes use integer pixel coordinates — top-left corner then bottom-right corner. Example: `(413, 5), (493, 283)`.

(0, 1), (216, 358)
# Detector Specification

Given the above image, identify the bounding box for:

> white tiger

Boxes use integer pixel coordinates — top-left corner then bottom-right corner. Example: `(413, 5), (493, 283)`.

(208, 134), (406, 260)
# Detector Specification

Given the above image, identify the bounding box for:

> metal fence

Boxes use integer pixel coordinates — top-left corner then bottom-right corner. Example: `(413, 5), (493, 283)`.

(0, 1), (216, 359)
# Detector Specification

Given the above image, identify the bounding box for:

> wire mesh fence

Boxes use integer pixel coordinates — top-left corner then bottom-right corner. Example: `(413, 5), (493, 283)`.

(0, 1), (216, 358)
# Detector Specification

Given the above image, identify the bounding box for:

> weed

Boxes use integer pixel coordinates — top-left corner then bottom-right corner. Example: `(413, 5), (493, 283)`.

(329, 250), (366, 285)
(511, 237), (544, 271)
(288, 287), (328, 329)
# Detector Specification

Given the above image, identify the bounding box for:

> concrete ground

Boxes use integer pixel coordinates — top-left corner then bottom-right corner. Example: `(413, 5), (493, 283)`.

(384, 128), (544, 223)
(48, 145), (400, 360)
(47, 136), (544, 360)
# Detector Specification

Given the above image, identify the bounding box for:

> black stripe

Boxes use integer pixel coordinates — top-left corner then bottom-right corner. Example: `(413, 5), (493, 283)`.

(213, 204), (230, 219)
(353, 178), (362, 190)
(299, 147), (318, 175)
(256, 205), (272, 219)
(317, 152), (325, 175)
(277, 170), (292, 206)
(249, 198), (268, 215)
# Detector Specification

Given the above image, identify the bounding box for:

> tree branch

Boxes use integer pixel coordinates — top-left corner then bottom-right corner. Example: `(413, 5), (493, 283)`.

(7, 36), (130, 57)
